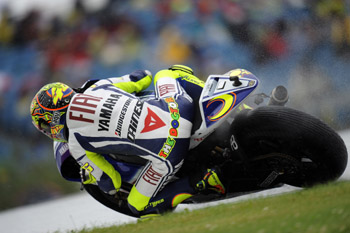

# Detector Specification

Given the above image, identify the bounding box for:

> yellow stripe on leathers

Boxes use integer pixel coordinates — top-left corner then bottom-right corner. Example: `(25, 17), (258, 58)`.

(128, 185), (151, 211)
(85, 151), (122, 191)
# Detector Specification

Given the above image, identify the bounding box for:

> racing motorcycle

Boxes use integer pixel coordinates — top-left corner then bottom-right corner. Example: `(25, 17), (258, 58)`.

(54, 69), (348, 217)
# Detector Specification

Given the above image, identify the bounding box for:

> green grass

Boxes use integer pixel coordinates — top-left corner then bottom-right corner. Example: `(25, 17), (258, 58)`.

(0, 133), (80, 211)
(76, 181), (350, 233)
(0, 158), (79, 210)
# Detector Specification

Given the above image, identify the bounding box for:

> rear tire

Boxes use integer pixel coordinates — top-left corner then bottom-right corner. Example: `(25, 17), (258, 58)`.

(231, 106), (348, 187)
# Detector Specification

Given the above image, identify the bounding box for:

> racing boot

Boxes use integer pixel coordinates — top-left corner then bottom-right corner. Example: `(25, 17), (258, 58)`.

(195, 168), (226, 195)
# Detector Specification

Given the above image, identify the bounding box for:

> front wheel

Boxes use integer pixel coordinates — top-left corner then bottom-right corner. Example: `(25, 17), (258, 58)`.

(230, 106), (348, 187)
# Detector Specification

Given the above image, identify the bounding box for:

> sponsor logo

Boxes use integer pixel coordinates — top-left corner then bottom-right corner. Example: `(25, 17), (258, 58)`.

(127, 100), (144, 141)
(145, 199), (164, 209)
(69, 94), (103, 123)
(142, 165), (162, 185)
(159, 84), (176, 97)
(158, 97), (180, 158)
(159, 137), (176, 158)
(141, 107), (166, 133)
(98, 94), (121, 131)
(115, 98), (131, 137)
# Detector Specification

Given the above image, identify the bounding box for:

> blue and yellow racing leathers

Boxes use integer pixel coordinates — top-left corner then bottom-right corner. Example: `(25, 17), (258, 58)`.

(66, 65), (204, 216)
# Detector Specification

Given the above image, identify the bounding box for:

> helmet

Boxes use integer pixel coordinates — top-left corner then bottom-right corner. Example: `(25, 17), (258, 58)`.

(30, 82), (74, 142)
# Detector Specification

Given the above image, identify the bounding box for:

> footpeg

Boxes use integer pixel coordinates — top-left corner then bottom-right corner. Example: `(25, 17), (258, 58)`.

(259, 170), (283, 188)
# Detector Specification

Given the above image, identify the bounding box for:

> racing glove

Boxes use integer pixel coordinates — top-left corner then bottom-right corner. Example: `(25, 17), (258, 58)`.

(112, 70), (152, 94)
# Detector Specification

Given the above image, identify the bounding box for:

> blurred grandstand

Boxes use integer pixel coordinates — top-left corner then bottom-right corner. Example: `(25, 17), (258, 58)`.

(0, 0), (350, 210)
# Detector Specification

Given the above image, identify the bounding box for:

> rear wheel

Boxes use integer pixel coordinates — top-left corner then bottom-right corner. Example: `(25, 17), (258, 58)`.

(230, 106), (348, 187)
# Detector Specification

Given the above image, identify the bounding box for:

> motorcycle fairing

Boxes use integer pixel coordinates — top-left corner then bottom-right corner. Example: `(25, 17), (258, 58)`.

(190, 69), (258, 149)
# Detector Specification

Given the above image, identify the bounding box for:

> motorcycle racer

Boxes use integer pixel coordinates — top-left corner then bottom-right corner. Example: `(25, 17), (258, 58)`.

(30, 65), (225, 217)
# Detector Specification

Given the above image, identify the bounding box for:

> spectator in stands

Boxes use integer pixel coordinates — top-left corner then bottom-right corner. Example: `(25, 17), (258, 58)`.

(0, 6), (14, 45)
